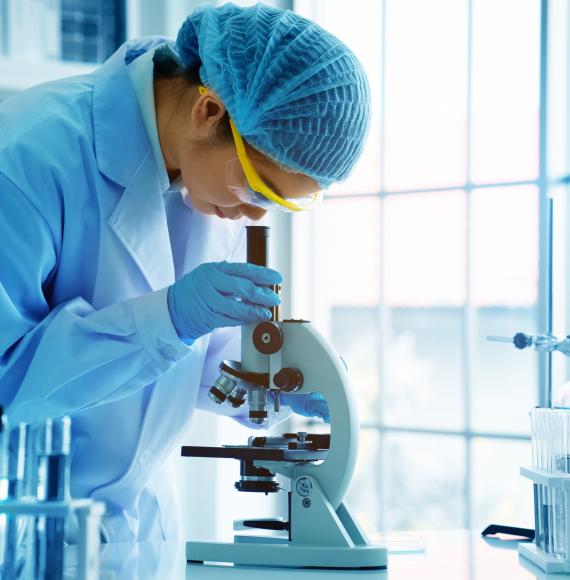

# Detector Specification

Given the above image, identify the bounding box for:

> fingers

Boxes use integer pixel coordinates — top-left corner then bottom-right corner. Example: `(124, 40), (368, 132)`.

(216, 261), (283, 286)
(280, 392), (330, 422)
(207, 265), (281, 307)
(212, 298), (272, 324)
(308, 394), (330, 423)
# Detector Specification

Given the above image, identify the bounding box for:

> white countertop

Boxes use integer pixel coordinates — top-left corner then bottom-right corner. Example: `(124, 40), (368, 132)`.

(77, 530), (547, 579)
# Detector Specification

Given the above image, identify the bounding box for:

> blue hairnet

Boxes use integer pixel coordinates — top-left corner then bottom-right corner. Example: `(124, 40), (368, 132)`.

(175, 3), (370, 188)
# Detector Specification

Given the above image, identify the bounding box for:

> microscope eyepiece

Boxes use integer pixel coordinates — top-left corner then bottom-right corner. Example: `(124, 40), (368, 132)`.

(246, 226), (270, 267)
(246, 226), (279, 321)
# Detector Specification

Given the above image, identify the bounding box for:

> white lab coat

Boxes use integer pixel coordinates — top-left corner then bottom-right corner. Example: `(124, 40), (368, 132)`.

(0, 37), (281, 541)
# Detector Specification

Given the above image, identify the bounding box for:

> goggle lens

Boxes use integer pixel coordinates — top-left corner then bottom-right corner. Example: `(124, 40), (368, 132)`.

(225, 158), (321, 213)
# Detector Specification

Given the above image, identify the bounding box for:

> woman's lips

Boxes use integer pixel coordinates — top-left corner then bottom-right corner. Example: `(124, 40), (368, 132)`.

(215, 205), (226, 218)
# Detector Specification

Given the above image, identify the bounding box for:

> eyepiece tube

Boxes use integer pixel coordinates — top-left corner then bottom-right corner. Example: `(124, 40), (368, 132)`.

(246, 226), (269, 267)
(246, 226), (279, 321)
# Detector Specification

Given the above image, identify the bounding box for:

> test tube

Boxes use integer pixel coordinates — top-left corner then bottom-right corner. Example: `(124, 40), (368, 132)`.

(0, 407), (9, 571)
(34, 416), (71, 580)
(0, 407), (8, 489)
(530, 408), (570, 560)
(3, 423), (28, 577)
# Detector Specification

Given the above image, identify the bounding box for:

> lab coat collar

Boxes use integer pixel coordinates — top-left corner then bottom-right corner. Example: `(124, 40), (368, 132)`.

(93, 40), (175, 290)
(93, 41), (151, 188)
(107, 151), (175, 290)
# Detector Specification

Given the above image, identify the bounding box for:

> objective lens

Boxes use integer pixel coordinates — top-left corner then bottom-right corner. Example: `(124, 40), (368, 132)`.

(227, 387), (247, 408)
(248, 388), (268, 425)
(208, 373), (238, 405)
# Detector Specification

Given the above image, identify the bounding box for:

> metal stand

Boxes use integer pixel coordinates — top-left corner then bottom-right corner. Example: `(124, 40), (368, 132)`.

(519, 467), (570, 574)
(186, 475), (387, 569)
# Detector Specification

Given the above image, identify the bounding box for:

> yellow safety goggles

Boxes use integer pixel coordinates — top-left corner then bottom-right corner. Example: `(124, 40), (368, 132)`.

(198, 86), (321, 213)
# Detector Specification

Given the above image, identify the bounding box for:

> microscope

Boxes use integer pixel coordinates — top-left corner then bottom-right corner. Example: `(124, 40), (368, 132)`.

(181, 226), (387, 569)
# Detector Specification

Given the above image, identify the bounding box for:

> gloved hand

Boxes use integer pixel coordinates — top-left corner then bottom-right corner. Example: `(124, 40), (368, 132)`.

(280, 392), (330, 423)
(167, 261), (282, 343)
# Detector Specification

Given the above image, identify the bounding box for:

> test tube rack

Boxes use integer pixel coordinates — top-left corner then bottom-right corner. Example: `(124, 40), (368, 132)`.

(520, 467), (570, 574)
(0, 497), (104, 580)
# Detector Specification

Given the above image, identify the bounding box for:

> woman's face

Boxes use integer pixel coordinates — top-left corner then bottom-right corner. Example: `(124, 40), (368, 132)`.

(178, 140), (320, 221)
(156, 80), (320, 221)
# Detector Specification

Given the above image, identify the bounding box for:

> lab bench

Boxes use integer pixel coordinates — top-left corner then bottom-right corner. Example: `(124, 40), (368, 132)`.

(64, 530), (547, 579)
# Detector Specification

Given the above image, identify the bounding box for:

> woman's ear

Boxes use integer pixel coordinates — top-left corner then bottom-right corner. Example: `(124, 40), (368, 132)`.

(190, 91), (227, 139)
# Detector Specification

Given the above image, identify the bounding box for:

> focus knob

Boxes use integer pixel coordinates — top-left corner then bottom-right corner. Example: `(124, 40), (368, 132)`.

(273, 368), (304, 392)
(253, 322), (283, 355)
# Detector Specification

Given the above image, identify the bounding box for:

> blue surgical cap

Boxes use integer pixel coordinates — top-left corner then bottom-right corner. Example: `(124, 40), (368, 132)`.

(175, 3), (370, 188)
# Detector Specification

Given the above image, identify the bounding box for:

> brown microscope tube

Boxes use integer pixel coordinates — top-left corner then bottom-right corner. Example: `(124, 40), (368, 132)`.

(246, 225), (280, 321)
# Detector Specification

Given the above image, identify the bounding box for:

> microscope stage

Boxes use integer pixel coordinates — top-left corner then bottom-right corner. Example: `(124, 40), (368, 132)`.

(180, 445), (328, 462)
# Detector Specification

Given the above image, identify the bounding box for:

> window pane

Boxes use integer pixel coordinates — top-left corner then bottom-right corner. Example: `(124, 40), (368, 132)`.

(315, 197), (381, 308)
(345, 429), (382, 533)
(471, 0), (540, 183)
(383, 308), (464, 430)
(384, 191), (466, 307)
(331, 307), (380, 425)
(384, 0), (468, 191)
(383, 433), (465, 530)
(307, 197), (381, 424)
(472, 307), (538, 434)
(471, 186), (539, 307)
(471, 438), (533, 530)
(295, 0), (382, 195)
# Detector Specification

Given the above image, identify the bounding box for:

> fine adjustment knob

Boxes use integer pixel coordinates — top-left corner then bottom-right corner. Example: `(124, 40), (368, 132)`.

(273, 367), (304, 392)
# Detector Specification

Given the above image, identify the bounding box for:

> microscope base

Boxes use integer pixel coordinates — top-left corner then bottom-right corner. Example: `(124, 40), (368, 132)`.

(186, 538), (388, 569)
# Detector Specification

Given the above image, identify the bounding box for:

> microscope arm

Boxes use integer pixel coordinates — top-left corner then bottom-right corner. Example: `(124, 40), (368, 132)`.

(271, 321), (359, 510)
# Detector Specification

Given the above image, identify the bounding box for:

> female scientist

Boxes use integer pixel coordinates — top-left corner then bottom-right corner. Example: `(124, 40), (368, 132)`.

(0, 3), (370, 541)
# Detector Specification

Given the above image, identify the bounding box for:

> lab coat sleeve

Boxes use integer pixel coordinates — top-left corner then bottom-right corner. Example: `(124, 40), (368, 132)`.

(0, 173), (191, 425)
(196, 323), (291, 430)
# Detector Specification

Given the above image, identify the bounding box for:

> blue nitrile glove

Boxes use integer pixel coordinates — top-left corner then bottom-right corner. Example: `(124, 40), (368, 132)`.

(280, 392), (330, 423)
(167, 261), (282, 344)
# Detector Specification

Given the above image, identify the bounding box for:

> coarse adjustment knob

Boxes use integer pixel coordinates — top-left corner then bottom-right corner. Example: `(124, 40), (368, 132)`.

(273, 367), (304, 392)
(253, 322), (283, 355)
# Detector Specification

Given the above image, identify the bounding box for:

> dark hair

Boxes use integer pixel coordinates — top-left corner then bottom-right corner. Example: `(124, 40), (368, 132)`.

(153, 51), (232, 146)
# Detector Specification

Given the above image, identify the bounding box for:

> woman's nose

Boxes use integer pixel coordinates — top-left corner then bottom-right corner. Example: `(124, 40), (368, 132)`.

(241, 205), (267, 221)
(223, 207), (244, 220)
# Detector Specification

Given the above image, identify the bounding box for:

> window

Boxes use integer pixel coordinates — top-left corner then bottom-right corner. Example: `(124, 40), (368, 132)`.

(292, 0), (548, 533)
(0, 0), (126, 62)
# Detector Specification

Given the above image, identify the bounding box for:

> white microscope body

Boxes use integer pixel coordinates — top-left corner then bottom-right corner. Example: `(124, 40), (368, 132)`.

(181, 226), (387, 570)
